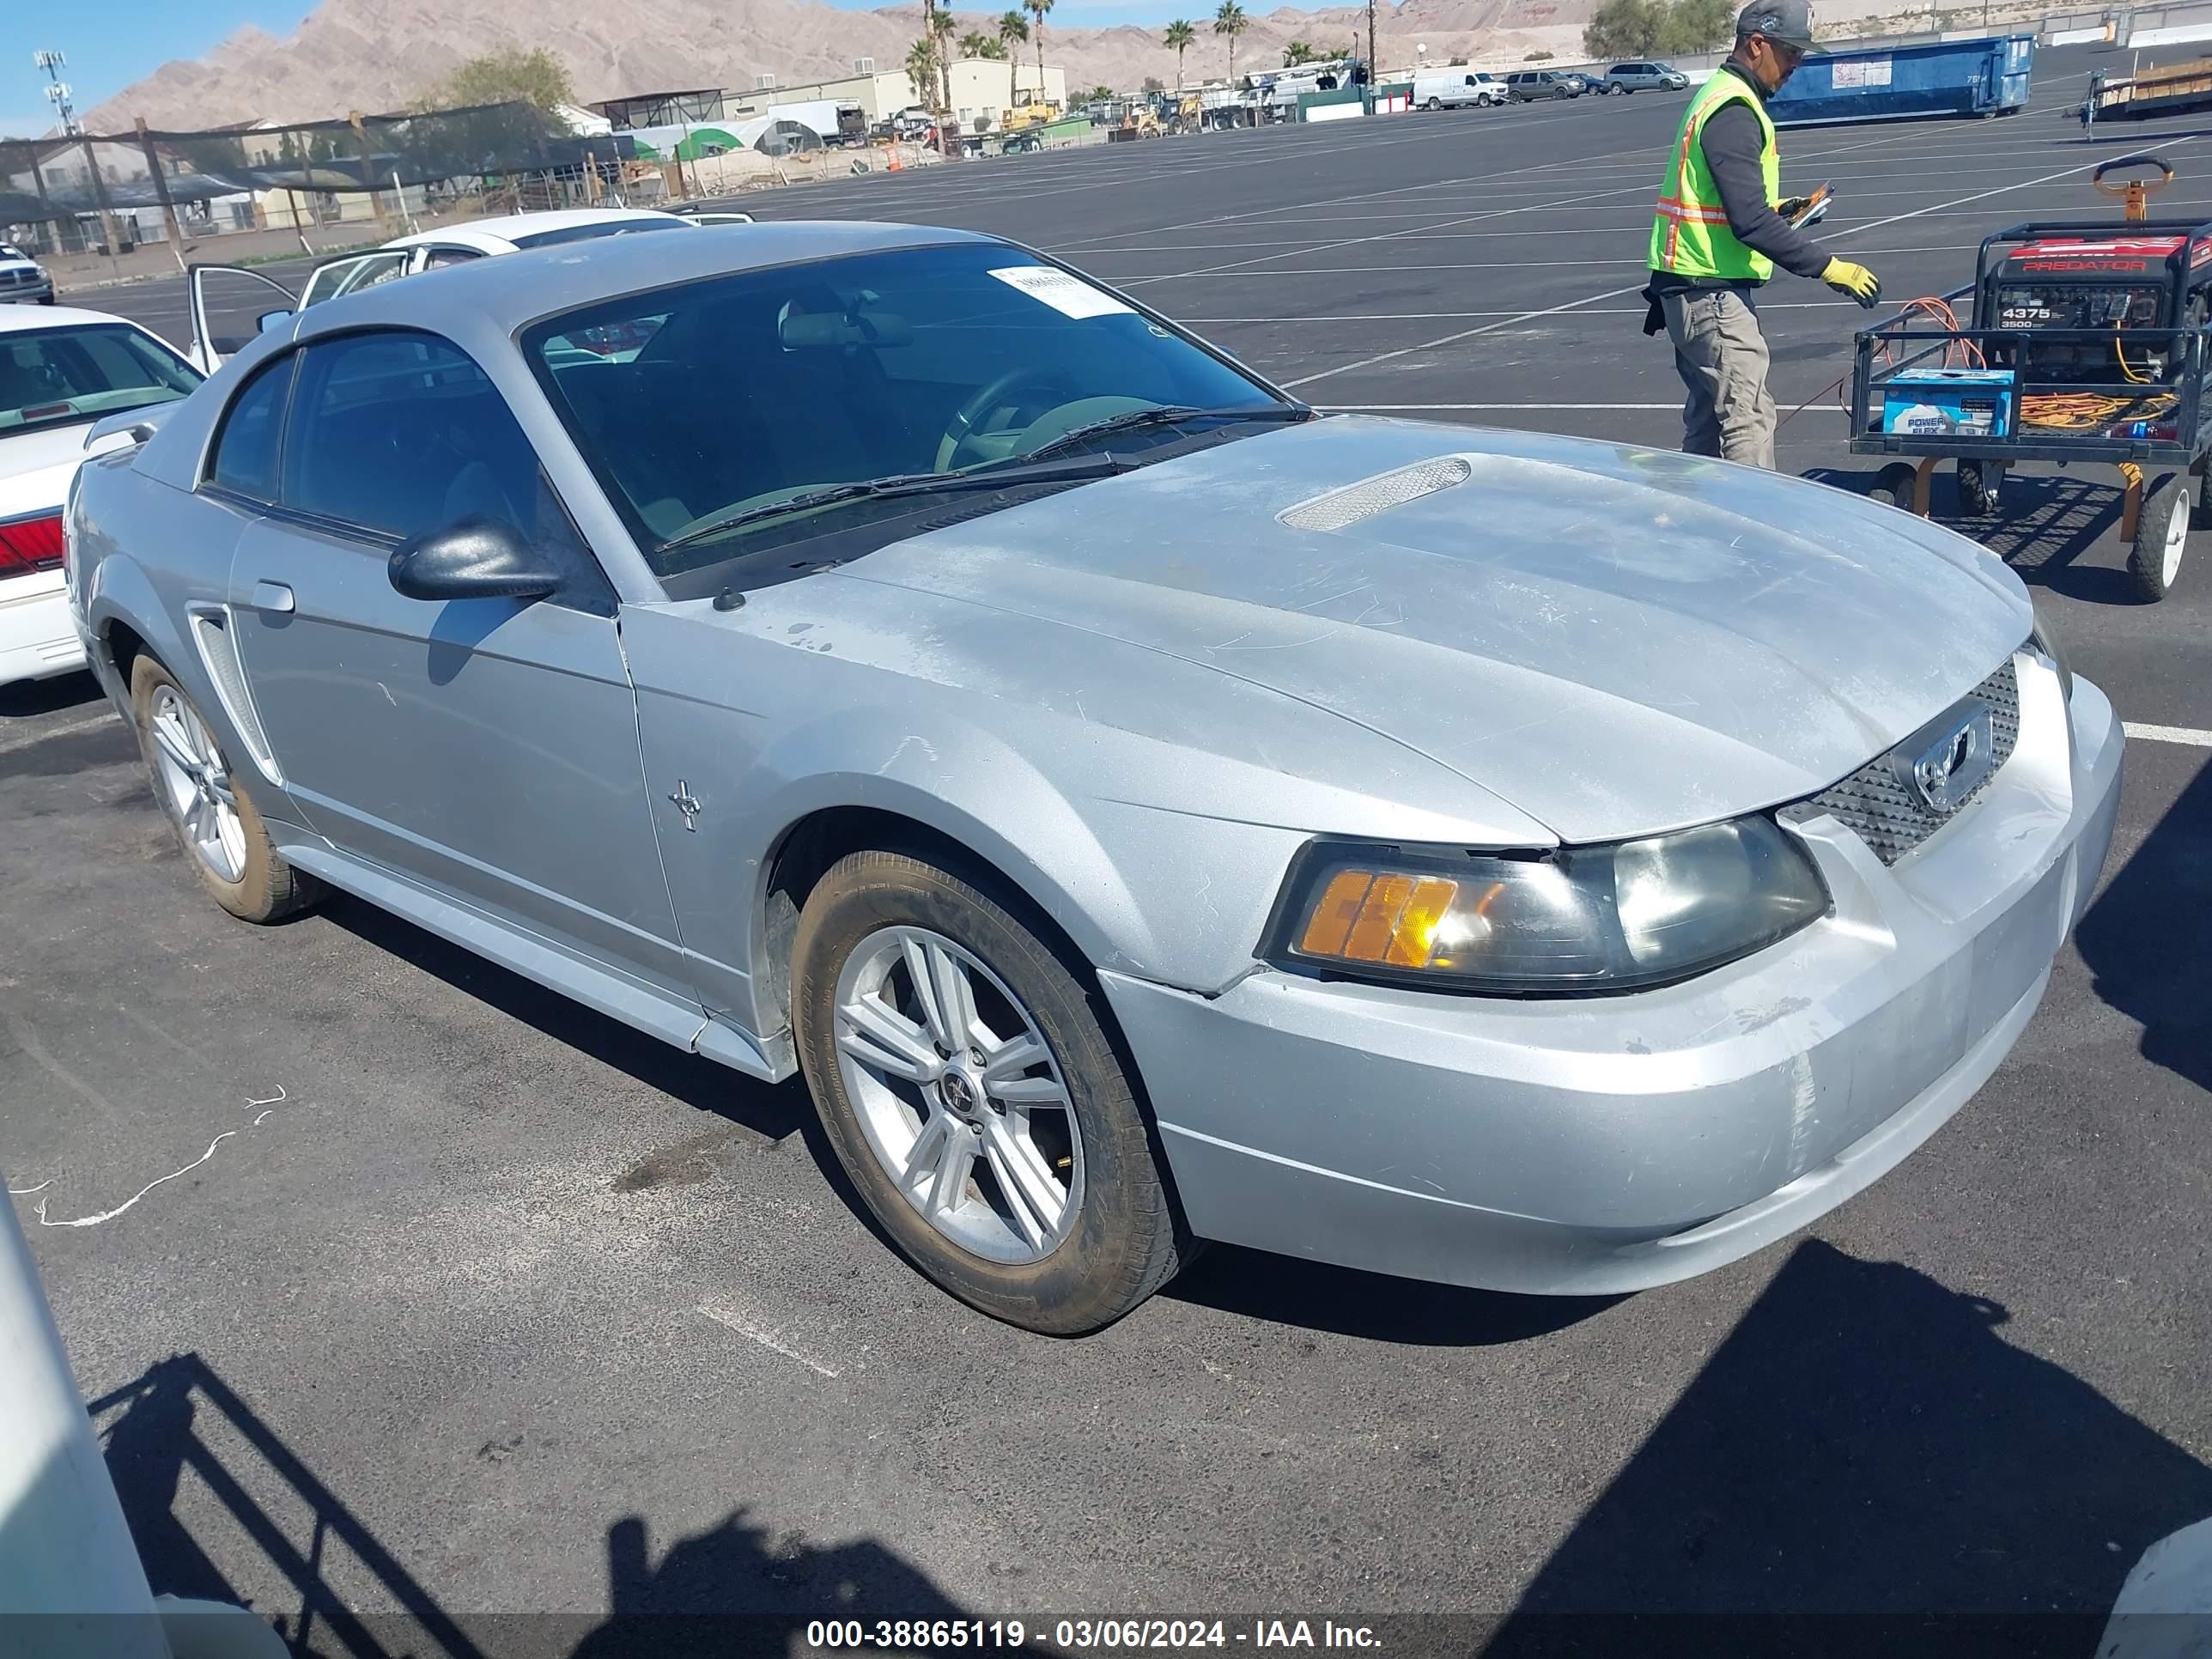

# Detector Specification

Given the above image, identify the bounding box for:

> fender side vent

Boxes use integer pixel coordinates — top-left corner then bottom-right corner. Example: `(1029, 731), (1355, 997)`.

(1279, 456), (1473, 532)
(190, 609), (282, 784)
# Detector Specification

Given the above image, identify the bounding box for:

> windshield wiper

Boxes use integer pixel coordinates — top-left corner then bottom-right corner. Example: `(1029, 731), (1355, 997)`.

(1012, 401), (1316, 465)
(653, 453), (1132, 555)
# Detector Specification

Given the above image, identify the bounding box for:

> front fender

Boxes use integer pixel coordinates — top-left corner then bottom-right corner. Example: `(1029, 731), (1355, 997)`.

(745, 705), (1166, 981)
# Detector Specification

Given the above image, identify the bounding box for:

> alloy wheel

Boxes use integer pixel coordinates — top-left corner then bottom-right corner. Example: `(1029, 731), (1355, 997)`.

(149, 685), (246, 883)
(832, 925), (1085, 1263)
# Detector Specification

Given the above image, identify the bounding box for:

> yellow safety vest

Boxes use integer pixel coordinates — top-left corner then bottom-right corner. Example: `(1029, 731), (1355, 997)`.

(1650, 73), (1781, 282)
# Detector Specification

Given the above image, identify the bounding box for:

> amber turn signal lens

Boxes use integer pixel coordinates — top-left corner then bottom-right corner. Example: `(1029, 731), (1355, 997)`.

(1296, 868), (1460, 968)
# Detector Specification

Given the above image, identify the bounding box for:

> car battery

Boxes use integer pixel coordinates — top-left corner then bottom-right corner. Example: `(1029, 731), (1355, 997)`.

(1880, 368), (2016, 439)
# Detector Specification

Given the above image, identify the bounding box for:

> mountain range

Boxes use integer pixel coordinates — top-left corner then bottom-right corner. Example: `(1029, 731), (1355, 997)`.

(85, 0), (1601, 131)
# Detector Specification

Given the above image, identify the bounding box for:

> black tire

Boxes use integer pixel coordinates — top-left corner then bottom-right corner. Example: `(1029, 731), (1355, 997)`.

(1869, 460), (1921, 510)
(1425, 97), (1441, 110)
(793, 848), (1192, 1335)
(37, 292), (54, 305)
(2192, 463), (2212, 531)
(129, 654), (319, 923)
(2129, 472), (2190, 602)
(1956, 459), (2002, 517)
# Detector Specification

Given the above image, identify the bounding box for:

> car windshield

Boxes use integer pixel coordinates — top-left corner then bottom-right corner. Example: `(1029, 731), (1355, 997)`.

(525, 240), (1290, 580)
(0, 323), (200, 434)
(507, 217), (691, 251)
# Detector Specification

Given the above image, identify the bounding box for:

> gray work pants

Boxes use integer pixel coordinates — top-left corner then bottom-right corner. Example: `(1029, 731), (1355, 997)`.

(1662, 287), (1777, 470)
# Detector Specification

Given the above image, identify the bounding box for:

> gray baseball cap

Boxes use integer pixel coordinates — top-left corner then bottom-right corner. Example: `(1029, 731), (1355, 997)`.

(1735, 0), (1824, 50)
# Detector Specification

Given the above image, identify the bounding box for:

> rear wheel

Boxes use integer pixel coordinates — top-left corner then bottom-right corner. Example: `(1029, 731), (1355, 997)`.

(1869, 460), (1921, 510)
(1425, 96), (1441, 110)
(1956, 459), (2002, 517)
(2130, 472), (2190, 601)
(793, 848), (1192, 1334)
(130, 655), (319, 923)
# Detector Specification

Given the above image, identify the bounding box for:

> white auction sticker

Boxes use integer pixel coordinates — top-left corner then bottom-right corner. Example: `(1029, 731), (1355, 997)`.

(988, 264), (1134, 319)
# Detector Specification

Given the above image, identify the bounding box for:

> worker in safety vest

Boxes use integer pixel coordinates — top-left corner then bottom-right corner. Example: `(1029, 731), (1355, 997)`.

(1643, 0), (1882, 469)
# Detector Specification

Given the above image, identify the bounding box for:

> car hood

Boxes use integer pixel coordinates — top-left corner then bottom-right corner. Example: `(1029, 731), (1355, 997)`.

(851, 416), (2033, 843)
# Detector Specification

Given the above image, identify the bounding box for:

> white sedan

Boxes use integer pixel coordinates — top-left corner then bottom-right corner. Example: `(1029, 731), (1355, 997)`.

(0, 304), (200, 686)
(186, 208), (751, 369)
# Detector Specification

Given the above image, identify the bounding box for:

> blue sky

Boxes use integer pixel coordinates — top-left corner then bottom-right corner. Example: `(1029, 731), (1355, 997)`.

(5, 0), (1207, 136)
(5, 0), (319, 135)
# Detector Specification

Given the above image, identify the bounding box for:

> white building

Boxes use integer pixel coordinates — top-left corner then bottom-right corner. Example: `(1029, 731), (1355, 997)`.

(729, 58), (1067, 129)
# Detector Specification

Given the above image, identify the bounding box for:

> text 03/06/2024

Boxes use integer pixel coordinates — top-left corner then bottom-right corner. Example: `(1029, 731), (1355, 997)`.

(803, 1620), (1383, 1650)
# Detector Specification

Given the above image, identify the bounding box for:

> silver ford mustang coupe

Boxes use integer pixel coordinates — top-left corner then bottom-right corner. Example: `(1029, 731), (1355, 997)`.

(66, 224), (2122, 1334)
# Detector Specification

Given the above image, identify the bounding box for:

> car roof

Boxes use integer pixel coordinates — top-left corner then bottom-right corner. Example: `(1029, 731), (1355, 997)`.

(0, 302), (141, 334)
(296, 219), (998, 338)
(381, 208), (690, 252)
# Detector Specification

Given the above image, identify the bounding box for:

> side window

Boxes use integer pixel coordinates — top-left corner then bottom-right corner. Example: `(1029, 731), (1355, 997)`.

(420, 246), (484, 270)
(205, 353), (294, 502)
(283, 331), (547, 545)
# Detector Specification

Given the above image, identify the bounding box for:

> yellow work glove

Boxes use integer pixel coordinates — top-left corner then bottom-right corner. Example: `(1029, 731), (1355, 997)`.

(1822, 257), (1882, 308)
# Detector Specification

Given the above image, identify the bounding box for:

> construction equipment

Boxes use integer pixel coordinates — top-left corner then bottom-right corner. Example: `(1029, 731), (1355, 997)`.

(1847, 154), (2210, 601)
(1121, 105), (1163, 137)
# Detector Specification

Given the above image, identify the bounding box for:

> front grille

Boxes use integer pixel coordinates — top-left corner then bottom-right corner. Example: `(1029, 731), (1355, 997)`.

(1782, 658), (2021, 866)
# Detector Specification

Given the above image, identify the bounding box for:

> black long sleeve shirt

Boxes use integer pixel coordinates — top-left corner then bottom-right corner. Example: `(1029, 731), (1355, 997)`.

(1650, 62), (1831, 292)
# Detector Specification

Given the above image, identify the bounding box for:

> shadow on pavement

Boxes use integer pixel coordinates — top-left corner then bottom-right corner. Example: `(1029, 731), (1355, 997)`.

(1163, 1243), (1619, 1346)
(2075, 743), (2212, 1094)
(1486, 1241), (2212, 1656)
(566, 1511), (975, 1657)
(94, 1352), (490, 1659)
(1800, 465), (2143, 605)
(324, 893), (809, 1143)
(0, 670), (104, 720)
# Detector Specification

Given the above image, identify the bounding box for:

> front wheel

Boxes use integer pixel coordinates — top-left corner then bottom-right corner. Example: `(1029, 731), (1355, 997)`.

(2130, 472), (2191, 601)
(793, 849), (1192, 1334)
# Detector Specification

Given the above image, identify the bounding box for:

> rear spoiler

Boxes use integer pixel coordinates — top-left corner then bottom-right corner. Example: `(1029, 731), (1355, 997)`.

(84, 403), (177, 452)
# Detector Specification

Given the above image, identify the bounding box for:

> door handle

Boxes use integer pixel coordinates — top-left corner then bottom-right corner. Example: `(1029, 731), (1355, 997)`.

(252, 580), (295, 615)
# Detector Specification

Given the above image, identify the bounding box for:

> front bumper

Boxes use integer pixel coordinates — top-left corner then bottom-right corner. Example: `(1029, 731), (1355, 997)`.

(0, 573), (85, 685)
(1102, 654), (2124, 1295)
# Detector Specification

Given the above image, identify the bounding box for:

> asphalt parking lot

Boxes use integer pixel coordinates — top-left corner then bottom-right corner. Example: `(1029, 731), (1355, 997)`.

(9, 41), (2212, 1655)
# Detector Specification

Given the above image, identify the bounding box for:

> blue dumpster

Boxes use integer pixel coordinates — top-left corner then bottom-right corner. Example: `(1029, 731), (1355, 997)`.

(1765, 33), (2033, 125)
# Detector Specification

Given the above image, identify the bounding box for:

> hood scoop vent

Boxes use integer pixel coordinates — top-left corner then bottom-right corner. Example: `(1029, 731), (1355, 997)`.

(1278, 455), (1473, 532)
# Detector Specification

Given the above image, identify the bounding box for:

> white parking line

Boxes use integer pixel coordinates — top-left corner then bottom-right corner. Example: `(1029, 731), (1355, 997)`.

(700, 1303), (842, 1377)
(2124, 722), (2212, 747)
(1280, 144), (2198, 391)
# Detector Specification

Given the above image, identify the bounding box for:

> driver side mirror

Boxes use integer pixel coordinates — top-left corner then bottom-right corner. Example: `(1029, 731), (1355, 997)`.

(388, 518), (561, 603)
(257, 307), (294, 333)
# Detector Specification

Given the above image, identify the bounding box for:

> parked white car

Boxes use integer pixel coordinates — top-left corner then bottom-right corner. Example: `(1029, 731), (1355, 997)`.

(184, 209), (724, 372)
(0, 244), (55, 306)
(0, 305), (200, 687)
(1414, 70), (1507, 110)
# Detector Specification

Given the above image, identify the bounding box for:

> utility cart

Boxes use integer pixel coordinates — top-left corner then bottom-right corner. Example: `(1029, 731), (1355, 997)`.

(1846, 154), (2212, 600)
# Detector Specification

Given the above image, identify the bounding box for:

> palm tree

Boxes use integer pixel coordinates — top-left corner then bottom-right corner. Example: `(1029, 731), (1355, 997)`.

(1027, 0), (1054, 94)
(999, 9), (1029, 108)
(1283, 39), (1316, 65)
(962, 29), (1000, 58)
(905, 35), (937, 107)
(1214, 0), (1249, 82)
(1164, 19), (1194, 87)
(930, 6), (957, 112)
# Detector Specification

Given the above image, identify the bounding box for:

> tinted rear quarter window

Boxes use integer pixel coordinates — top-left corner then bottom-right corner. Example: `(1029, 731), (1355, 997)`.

(207, 354), (295, 502)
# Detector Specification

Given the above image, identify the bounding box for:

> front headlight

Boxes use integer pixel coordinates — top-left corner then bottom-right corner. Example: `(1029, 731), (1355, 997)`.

(1269, 817), (1830, 995)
